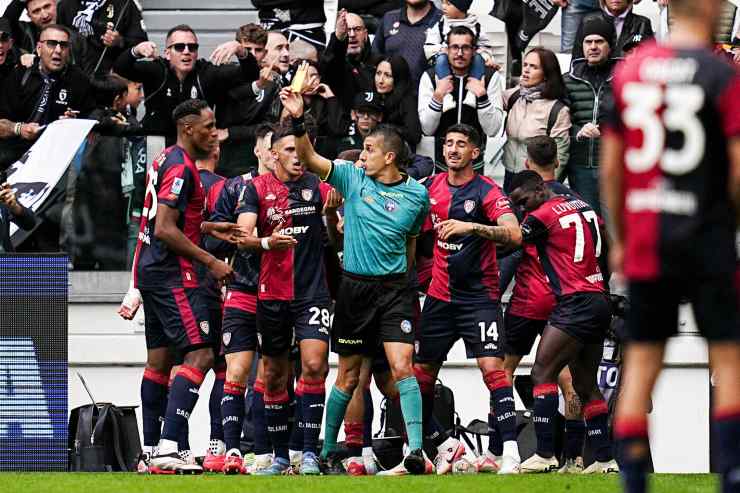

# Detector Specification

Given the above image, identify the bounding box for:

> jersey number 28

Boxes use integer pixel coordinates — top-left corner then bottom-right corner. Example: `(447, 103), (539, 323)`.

(622, 82), (705, 175)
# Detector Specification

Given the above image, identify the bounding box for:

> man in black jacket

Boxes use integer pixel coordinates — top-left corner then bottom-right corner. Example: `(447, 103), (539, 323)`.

(338, 0), (402, 33)
(0, 24), (95, 168)
(0, 179), (36, 252)
(113, 24), (259, 146)
(253, 0), (327, 50)
(319, 9), (380, 116)
(572, 0), (653, 59)
(56, 0), (148, 75)
(0, 18), (18, 83)
(564, 16), (618, 216)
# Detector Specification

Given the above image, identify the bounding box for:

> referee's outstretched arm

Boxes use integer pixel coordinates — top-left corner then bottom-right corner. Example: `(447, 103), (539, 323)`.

(280, 88), (332, 180)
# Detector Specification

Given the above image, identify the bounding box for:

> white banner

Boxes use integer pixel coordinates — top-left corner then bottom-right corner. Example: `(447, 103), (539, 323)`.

(7, 119), (97, 238)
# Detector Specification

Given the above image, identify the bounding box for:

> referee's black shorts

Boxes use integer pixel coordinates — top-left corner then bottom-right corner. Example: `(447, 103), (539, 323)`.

(332, 271), (416, 356)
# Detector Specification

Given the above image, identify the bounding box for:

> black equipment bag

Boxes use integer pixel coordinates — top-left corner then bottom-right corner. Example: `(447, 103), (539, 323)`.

(68, 403), (141, 472)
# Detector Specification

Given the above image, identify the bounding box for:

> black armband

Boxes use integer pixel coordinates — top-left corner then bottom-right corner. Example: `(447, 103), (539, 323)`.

(291, 115), (306, 137)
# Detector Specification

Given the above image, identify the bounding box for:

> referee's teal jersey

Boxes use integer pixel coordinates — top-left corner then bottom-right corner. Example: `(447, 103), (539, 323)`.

(325, 160), (429, 276)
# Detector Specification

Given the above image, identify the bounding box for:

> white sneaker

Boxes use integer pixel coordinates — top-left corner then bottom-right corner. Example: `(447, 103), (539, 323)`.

(253, 453), (273, 472)
(558, 457), (584, 474)
(242, 452), (256, 474)
(150, 451), (203, 475)
(473, 452), (499, 473)
(362, 447), (378, 475)
(434, 437), (466, 475)
(289, 449), (302, 474)
(582, 459), (619, 474)
(178, 449), (196, 465)
(520, 453), (558, 473)
(377, 449), (434, 476)
(498, 453), (521, 474)
(209, 439), (226, 456)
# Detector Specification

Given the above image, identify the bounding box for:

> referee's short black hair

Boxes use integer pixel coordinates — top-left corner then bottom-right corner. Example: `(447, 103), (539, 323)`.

(367, 124), (409, 170)
(172, 99), (210, 125)
(510, 170), (544, 192)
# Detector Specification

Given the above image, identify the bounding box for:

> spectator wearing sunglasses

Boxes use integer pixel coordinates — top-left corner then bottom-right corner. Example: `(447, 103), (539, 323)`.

(113, 24), (259, 146)
(0, 24), (94, 169)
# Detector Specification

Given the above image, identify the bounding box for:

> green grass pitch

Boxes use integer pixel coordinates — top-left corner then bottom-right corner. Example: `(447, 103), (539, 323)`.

(0, 473), (719, 493)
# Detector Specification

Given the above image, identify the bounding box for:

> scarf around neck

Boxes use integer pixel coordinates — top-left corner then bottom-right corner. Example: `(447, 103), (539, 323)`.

(518, 82), (546, 103)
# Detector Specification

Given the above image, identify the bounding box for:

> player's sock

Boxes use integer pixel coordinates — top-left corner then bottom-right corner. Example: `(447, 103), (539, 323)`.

(488, 410), (503, 456)
(532, 383), (558, 458)
(345, 421), (364, 457)
(209, 366), (226, 443)
(177, 422), (190, 453)
(415, 367), (447, 447)
(614, 416), (649, 493)
(565, 419), (586, 460)
(298, 377), (325, 455)
(320, 386), (351, 459)
(714, 406), (740, 493)
(584, 400), (612, 461)
(221, 380), (246, 452)
(140, 368), (168, 450)
(396, 376), (423, 451)
(161, 366), (204, 443)
(252, 379), (272, 455)
(485, 370), (517, 445)
(362, 387), (374, 448)
(288, 385), (304, 454)
(264, 388), (291, 461)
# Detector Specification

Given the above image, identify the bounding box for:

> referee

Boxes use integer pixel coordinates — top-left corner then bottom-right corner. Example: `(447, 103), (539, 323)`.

(279, 87), (431, 474)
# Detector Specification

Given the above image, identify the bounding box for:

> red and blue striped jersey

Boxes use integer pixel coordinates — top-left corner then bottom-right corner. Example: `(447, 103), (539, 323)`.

(425, 173), (513, 303)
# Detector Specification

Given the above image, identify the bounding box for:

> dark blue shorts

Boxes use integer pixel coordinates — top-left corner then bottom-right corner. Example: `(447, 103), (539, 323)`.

(503, 312), (547, 356)
(627, 276), (740, 343)
(142, 287), (213, 352)
(416, 296), (503, 363)
(221, 306), (258, 355)
(257, 297), (331, 357)
(549, 292), (611, 345)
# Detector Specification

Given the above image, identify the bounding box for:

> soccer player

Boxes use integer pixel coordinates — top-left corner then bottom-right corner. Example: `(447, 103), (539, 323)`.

(601, 0), (740, 491)
(209, 125), (275, 474)
(280, 86), (432, 474)
(235, 124), (332, 476)
(508, 171), (617, 474)
(503, 136), (587, 473)
(131, 99), (236, 474)
(414, 124), (522, 475)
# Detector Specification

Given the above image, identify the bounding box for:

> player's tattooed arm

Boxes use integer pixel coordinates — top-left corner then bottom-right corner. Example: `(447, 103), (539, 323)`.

(0, 119), (16, 138)
(236, 211), (297, 251)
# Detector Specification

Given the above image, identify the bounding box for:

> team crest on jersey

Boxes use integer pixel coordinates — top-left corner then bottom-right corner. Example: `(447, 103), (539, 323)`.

(171, 177), (184, 195)
(200, 321), (210, 335)
(464, 199), (476, 214)
(400, 320), (412, 334)
(267, 207), (285, 223)
(266, 193), (276, 201)
(223, 332), (231, 346)
(301, 188), (313, 201)
(430, 198), (437, 205)
(191, 86), (198, 99)
(384, 199), (397, 212)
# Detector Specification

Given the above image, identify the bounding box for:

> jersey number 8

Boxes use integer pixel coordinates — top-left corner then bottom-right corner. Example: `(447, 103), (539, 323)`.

(622, 82), (706, 175)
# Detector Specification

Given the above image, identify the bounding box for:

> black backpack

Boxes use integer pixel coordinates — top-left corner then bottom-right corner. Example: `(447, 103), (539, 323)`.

(68, 403), (141, 472)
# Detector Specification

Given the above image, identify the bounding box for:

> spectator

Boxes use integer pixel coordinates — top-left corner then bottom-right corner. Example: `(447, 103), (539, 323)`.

(418, 25), (504, 170)
(338, 0), (402, 33)
(320, 9), (380, 115)
(372, 0), (442, 88)
(216, 23), (273, 177)
(62, 73), (138, 269)
(253, 0), (327, 50)
(336, 91), (384, 154)
(553, 0), (601, 53)
(0, 178), (36, 252)
(2, 0), (85, 68)
(113, 24), (259, 146)
(56, 0), (148, 76)
(0, 24), (94, 169)
(563, 16), (618, 216)
(501, 47), (571, 193)
(374, 55), (422, 147)
(0, 24), (94, 251)
(423, 0), (495, 82)
(0, 18), (18, 82)
(289, 38), (318, 64)
(572, 0), (653, 58)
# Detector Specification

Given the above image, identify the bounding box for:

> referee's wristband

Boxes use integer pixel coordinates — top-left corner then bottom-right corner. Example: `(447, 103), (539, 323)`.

(291, 115), (306, 138)
(260, 237), (271, 250)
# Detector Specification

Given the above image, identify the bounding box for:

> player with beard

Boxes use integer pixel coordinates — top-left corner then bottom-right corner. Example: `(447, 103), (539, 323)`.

(419, 124), (522, 475)
(235, 125), (332, 476)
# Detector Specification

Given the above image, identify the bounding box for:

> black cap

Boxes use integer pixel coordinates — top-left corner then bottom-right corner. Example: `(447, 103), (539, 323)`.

(352, 91), (383, 114)
(581, 17), (616, 46)
(0, 17), (12, 36)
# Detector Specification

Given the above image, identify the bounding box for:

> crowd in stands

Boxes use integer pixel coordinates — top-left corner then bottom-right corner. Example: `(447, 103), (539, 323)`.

(0, 0), (738, 266)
